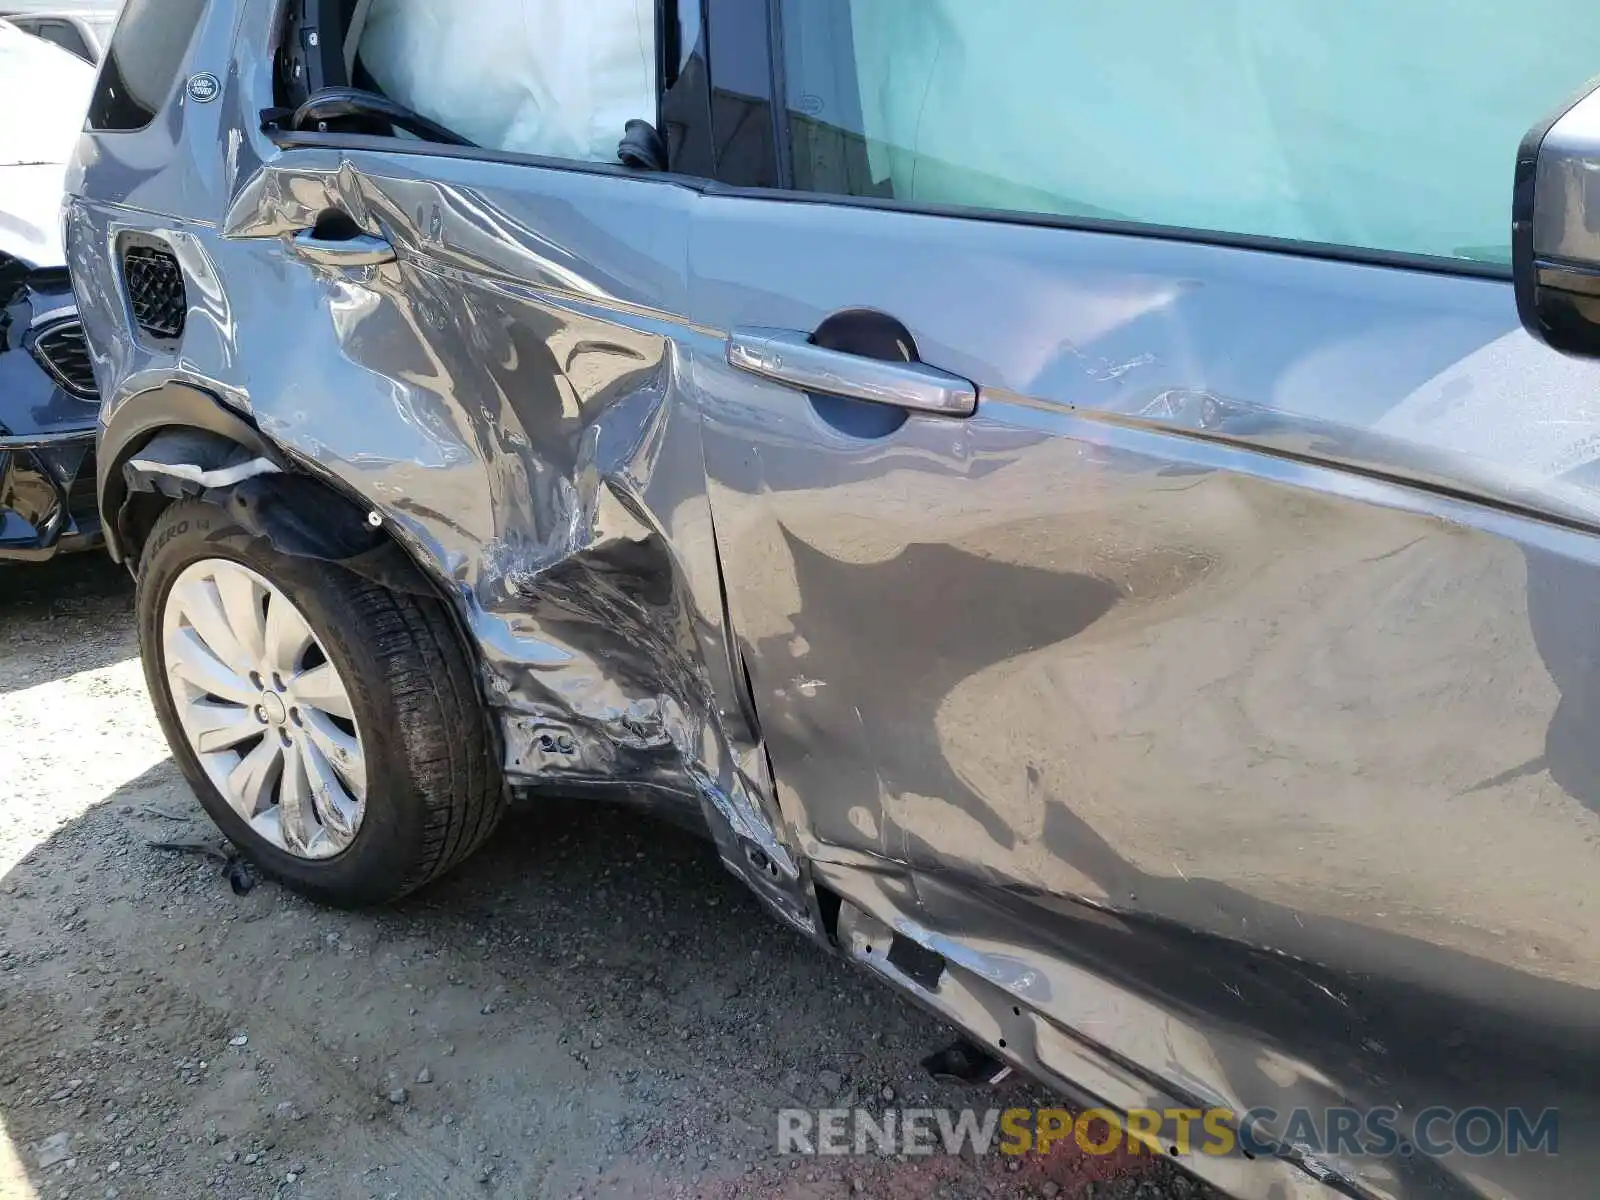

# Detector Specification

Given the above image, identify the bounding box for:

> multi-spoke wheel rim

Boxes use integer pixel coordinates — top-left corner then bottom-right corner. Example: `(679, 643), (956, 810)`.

(160, 559), (367, 860)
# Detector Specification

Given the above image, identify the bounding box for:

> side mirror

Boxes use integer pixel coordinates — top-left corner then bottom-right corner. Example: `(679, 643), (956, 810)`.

(1514, 82), (1600, 357)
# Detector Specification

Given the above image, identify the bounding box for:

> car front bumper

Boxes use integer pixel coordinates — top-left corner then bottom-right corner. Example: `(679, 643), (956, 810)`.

(0, 426), (100, 562)
(2, 257), (102, 564)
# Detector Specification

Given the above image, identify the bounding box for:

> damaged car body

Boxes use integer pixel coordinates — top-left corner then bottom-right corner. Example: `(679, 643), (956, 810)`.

(1, 19), (100, 561)
(0, 254), (99, 560)
(63, 1), (1600, 1198)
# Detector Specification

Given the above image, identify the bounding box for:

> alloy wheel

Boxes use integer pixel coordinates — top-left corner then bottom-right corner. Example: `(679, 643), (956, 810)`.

(160, 558), (367, 860)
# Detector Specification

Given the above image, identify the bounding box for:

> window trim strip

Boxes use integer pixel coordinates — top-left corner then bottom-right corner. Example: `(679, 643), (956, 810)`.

(262, 129), (1511, 282)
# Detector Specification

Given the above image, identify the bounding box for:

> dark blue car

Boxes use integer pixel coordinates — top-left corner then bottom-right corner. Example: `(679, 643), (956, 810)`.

(0, 20), (99, 562)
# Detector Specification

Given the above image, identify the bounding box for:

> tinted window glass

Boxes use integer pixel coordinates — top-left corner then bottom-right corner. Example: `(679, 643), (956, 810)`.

(88, 0), (208, 131)
(777, 0), (1600, 264)
(706, 0), (779, 187)
(35, 20), (92, 62)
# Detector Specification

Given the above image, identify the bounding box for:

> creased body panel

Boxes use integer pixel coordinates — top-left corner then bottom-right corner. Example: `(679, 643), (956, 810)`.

(70, 136), (808, 925)
(690, 195), (1600, 1198)
(227, 155), (807, 917)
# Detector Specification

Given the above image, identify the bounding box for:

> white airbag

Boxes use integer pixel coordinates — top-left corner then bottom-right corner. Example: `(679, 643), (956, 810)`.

(357, 0), (656, 164)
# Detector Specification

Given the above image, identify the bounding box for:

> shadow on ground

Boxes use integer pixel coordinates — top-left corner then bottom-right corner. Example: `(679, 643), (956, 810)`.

(0, 778), (1192, 1200)
(0, 554), (135, 688)
(0, 554), (1196, 1200)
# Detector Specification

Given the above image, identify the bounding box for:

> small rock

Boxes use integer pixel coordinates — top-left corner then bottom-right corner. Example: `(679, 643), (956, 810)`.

(36, 1132), (71, 1169)
(275, 1101), (304, 1122)
(289, 1163), (305, 1175)
(1042, 1184), (1061, 1199)
(817, 1070), (843, 1094)
(387, 1088), (408, 1105)
(475, 1165), (493, 1184)
(880, 1086), (895, 1102)
(415, 1068), (432, 1085)
(243, 1152), (260, 1166)
(285, 1173), (299, 1184)
(228, 1035), (248, 1048)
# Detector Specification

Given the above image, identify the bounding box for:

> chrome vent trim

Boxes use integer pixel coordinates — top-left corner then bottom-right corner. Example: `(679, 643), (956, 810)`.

(29, 318), (99, 400)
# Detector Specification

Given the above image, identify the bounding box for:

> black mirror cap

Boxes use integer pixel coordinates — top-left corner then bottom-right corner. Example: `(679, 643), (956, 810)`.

(1514, 76), (1600, 358)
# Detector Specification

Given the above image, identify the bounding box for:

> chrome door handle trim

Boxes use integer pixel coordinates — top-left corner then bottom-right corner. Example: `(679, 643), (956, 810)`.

(726, 327), (977, 417)
(289, 229), (396, 267)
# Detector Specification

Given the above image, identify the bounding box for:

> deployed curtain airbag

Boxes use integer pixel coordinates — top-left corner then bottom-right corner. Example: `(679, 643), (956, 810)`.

(838, 0), (1600, 263)
(357, 0), (656, 163)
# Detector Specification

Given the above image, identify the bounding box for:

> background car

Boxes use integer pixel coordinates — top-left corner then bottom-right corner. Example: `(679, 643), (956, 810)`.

(61, 2), (1600, 1199)
(0, 19), (100, 562)
(0, 2), (118, 62)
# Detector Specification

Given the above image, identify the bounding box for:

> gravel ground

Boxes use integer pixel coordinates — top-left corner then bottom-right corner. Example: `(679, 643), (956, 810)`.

(0, 554), (1213, 1200)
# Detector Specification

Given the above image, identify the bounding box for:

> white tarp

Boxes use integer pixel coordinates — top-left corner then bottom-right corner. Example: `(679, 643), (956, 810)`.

(0, 20), (94, 264)
(0, 19), (93, 167)
(357, 0), (656, 163)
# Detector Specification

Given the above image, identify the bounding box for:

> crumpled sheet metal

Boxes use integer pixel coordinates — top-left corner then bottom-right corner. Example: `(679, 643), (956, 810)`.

(472, 354), (808, 928)
(214, 159), (808, 927)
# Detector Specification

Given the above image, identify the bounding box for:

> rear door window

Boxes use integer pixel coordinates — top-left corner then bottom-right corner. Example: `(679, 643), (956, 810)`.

(775, 0), (1600, 265)
(88, 0), (208, 131)
(352, 0), (658, 162)
(32, 19), (93, 62)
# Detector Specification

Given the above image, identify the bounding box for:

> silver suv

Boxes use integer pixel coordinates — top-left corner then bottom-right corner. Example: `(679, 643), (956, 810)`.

(65, 3), (1600, 1197)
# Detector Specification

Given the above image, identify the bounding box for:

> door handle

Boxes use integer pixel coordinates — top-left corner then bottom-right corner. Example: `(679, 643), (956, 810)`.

(289, 228), (396, 267)
(727, 327), (977, 417)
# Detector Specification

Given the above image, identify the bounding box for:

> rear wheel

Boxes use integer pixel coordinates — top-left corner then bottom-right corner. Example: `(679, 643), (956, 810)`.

(136, 498), (504, 905)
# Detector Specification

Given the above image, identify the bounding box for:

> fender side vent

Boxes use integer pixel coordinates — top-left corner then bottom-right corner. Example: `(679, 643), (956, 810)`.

(123, 243), (186, 342)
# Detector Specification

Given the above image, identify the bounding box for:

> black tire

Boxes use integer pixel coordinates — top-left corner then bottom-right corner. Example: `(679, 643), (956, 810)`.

(136, 498), (504, 906)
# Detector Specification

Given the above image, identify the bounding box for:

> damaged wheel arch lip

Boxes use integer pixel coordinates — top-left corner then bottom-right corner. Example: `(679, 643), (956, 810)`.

(96, 380), (286, 562)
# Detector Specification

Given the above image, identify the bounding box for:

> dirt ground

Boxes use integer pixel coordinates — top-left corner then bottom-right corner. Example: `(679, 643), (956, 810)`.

(0, 555), (1212, 1200)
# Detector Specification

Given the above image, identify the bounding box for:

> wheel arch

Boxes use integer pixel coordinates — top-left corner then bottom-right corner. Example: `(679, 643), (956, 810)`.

(100, 382), (476, 650)
(98, 382), (282, 565)
(106, 386), (504, 774)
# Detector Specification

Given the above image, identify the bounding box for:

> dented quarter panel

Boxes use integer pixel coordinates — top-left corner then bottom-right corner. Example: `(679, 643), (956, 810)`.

(67, 0), (807, 926)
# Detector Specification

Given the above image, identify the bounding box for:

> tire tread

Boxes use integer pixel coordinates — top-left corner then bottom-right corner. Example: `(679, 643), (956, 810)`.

(137, 499), (505, 905)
